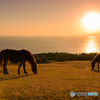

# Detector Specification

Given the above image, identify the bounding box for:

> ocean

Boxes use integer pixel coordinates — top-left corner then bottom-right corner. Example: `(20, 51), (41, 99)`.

(0, 36), (100, 54)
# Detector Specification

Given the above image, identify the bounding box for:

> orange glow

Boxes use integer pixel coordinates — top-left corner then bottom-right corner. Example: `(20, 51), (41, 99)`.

(0, 1), (100, 36)
(85, 36), (98, 53)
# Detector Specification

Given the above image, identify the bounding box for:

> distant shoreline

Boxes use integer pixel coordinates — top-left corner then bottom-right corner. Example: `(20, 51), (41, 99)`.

(34, 52), (98, 55)
(34, 52), (97, 63)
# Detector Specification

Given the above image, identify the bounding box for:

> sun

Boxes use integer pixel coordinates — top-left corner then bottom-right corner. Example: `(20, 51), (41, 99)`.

(81, 12), (100, 32)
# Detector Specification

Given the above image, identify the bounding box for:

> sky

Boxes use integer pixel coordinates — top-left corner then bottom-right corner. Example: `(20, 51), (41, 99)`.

(0, 0), (100, 36)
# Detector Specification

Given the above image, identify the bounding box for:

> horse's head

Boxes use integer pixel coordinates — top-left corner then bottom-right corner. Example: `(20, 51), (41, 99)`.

(28, 54), (38, 74)
(31, 62), (37, 74)
(91, 62), (95, 70)
(28, 58), (37, 74)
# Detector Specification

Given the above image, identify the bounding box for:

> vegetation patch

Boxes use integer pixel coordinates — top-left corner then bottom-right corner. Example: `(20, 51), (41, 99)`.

(34, 52), (97, 63)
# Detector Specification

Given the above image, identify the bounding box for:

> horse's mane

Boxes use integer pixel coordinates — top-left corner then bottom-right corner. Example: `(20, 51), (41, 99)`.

(22, 48), (29, 51)
(22, 49), (36, 63)
(92, 54), (100, 63)
(32, 55), (36, 63)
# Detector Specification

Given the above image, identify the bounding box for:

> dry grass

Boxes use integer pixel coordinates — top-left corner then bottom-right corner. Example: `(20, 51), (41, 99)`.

(0, 61), (100, 100)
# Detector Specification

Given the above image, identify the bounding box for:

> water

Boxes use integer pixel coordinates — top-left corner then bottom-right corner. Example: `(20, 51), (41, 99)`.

(0, 36), (100, 54)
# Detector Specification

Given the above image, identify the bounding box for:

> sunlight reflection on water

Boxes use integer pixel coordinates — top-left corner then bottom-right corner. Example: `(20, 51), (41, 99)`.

(85, 36), (98, 53)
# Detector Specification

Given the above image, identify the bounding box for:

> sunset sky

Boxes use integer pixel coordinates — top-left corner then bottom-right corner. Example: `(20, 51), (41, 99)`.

(0, 0), (100, 36)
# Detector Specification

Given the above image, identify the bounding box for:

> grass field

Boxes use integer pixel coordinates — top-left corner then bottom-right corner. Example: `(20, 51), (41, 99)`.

(0, 61), (100, 100)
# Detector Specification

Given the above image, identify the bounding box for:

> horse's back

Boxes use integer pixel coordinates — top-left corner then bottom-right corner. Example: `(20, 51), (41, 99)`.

(1, 49), (33, 63)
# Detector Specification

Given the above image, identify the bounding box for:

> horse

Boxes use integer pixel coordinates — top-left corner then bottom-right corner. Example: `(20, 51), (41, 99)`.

(0, 49), (37, 75)
(91, 54), (100, 70)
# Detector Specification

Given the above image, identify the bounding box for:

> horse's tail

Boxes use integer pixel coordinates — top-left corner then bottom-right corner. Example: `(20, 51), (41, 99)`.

(0, 52), (3, 67)
(1, 57), (2, 67)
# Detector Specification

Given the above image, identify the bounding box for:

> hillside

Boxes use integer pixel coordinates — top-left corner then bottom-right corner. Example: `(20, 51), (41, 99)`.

(0, 61), (99, 100)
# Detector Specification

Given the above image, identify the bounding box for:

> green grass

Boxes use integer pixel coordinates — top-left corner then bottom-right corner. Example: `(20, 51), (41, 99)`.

(0, 61), (100, 100)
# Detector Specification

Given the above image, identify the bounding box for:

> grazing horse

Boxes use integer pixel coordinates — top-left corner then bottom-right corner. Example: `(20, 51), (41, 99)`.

(0, 49), (37, 75)
(91, 54), (100, 70)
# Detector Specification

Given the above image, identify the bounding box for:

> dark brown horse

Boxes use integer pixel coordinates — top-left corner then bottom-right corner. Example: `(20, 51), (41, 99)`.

(0, 49), (37, 75)
(91, 54), (100, 70)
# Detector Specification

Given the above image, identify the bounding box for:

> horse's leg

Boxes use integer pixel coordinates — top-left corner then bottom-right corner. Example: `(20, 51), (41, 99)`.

(23, 62), (28, 74)
(5, 63), (9, 75)
(18, 63), (22, 75)
(3, 63), (6, 75)
(98, 62), (99, 70)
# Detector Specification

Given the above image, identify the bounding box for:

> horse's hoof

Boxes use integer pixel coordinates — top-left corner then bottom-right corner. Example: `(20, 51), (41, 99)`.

(4, 73), (6, 75)
(25, 72), (28, 74)
(7, 73), (9, 75)
(18, 73), (20, 75)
